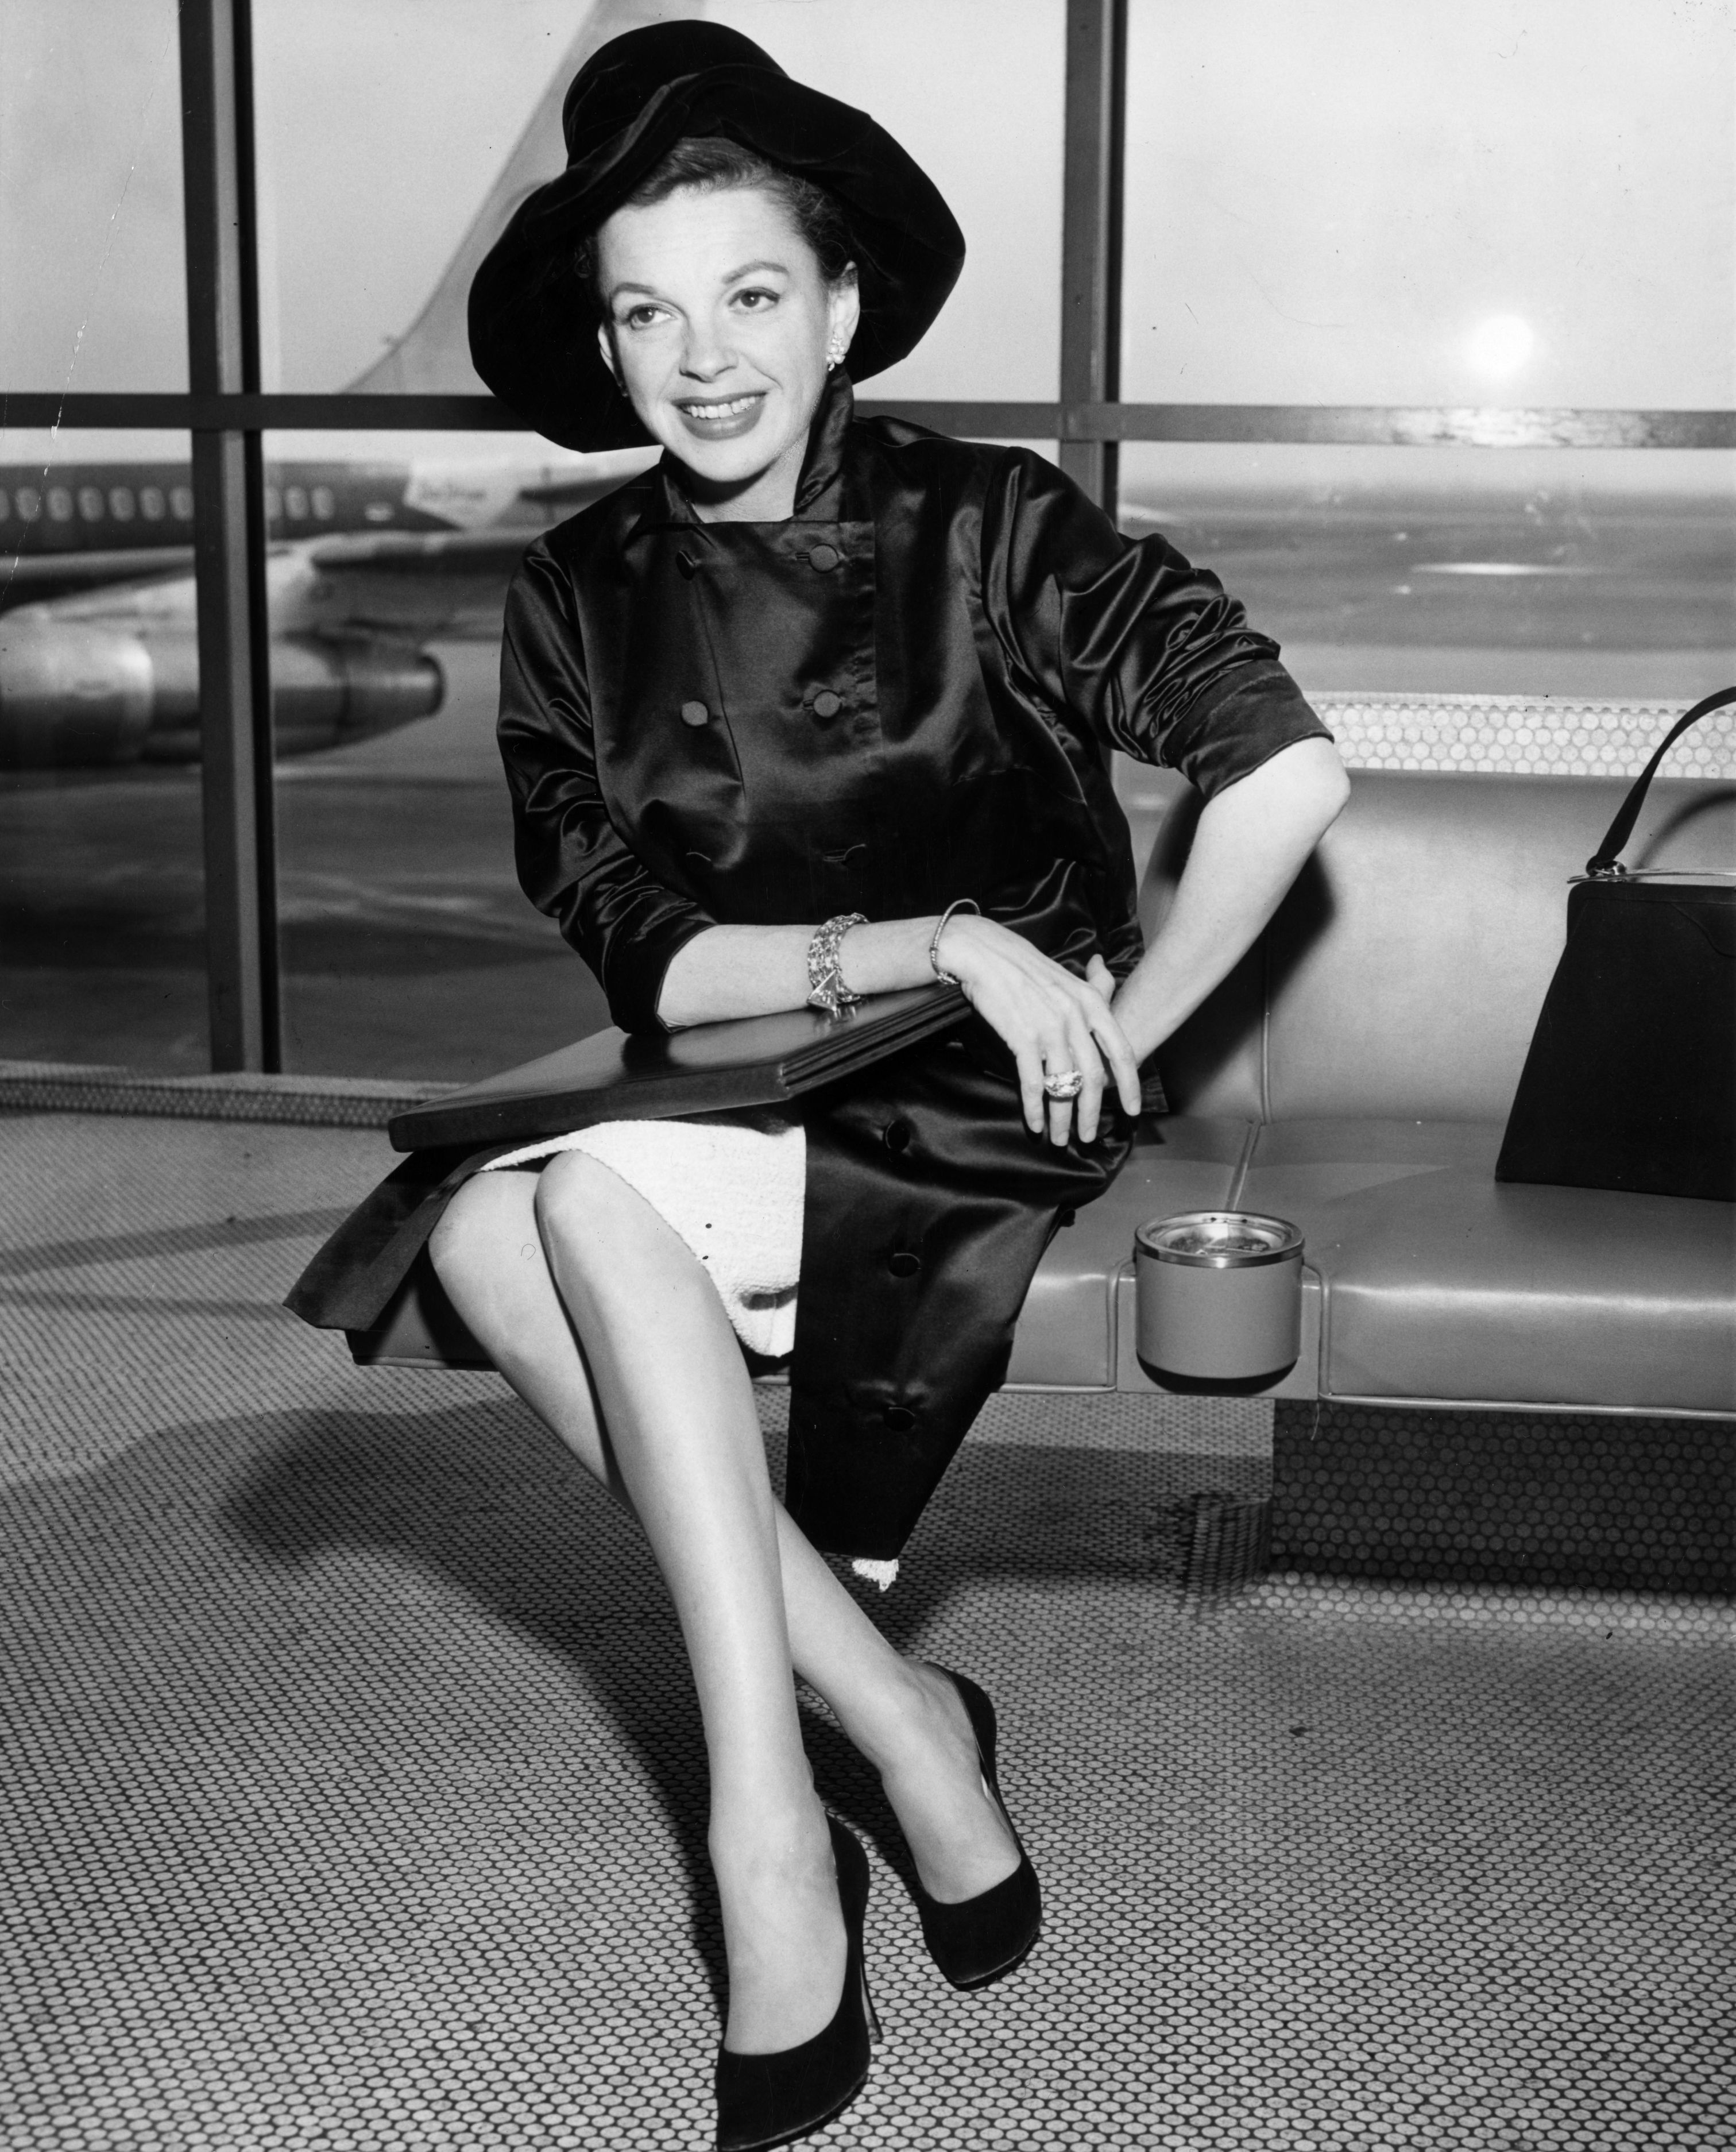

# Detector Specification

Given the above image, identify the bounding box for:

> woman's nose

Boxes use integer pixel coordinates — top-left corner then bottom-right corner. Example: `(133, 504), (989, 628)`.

(678, 325), (735, 380)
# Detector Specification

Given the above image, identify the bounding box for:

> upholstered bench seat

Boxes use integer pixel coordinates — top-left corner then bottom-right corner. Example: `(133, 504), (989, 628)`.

(1006, 1115), (1736, 1416)
(1238, 1117), (1735, 1417)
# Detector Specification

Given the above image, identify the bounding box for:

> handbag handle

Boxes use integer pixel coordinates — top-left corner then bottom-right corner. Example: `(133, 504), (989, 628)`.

(1585, 683), (1736, 876)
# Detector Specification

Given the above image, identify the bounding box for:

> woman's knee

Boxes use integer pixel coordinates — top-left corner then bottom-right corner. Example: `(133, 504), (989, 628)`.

(428, 1169), (538, 1289)
(532, 1148), (618, 1257)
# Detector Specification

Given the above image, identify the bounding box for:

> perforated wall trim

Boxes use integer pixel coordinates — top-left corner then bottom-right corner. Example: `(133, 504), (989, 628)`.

(1316, 690), (1736, 777)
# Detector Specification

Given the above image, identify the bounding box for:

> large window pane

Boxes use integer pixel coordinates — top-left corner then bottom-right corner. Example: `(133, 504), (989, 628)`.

(0, 429), (206, 1070)
(0, 0), (188, 391)
(1122, 0), (1735, 409)
(251, 0), (1062, 403)
(263, 430), (618, 1081)
(1119, 442), (1736, 700)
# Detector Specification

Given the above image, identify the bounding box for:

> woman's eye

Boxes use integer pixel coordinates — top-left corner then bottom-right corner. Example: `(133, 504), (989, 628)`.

(622, 304), (664, 330)
(733, 288), (777, 311)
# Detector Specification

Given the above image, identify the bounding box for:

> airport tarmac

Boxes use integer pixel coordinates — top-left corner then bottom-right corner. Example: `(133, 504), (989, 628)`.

(3, 494), (1732, 1081)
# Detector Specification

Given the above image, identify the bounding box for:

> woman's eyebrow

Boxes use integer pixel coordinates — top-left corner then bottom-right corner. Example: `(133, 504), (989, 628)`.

(721, 258), (790, 283)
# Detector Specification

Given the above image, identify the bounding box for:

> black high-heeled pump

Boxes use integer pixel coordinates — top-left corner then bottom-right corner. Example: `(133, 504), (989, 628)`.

(714, 1814), (879, 2152)
(910, 1666), (1042, 1991)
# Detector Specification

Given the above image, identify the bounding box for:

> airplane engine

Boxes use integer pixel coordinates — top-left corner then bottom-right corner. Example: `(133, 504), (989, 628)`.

(0, 617), (168, 767)
(0, 616), (443, 768)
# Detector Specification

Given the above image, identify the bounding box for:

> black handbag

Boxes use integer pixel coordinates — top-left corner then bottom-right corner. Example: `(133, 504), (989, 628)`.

(1496, 685), (1736, 1203)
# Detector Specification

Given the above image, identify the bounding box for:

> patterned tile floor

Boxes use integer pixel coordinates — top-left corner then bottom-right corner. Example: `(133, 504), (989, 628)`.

(2, 1113), (1731, 2151)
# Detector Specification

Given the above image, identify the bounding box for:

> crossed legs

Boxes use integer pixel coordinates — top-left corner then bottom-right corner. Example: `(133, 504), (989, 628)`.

(428, 1157), (1018, 2054)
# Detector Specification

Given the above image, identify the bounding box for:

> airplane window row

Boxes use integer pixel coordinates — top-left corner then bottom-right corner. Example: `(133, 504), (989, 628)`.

(265, 485), (339, 522)
(0, 481), (342, 528)
(0, 484), (196, 526)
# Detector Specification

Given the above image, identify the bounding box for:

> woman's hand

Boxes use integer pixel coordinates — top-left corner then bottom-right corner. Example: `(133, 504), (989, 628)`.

(935, 914), (1143, 1145)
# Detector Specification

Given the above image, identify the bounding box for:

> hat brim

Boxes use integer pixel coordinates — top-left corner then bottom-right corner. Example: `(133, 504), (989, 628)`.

(468, 61), (965, 452)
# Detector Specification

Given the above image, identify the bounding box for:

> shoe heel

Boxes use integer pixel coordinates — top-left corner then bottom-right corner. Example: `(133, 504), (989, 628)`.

(911, 1665), (1043, 1992)
(714, 1815), (876, 2152)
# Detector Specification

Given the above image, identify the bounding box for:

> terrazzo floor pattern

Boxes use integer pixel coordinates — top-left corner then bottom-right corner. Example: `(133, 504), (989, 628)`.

(1, 1113), (1731, 2152)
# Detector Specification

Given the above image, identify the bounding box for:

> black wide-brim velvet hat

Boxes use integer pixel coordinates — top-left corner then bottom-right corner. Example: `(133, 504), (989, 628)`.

(467, 21), (965, 451)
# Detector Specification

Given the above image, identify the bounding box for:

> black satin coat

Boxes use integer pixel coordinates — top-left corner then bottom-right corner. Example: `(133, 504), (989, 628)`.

(292, 373), (1328, 1560)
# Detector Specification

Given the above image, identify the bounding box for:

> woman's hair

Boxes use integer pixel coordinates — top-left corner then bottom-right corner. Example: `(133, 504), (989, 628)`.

(576, 136), (855, 307)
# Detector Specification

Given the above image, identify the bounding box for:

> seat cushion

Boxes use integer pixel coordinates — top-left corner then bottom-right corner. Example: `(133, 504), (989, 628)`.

(1006, 1117), (1249, 1385)
(1240, 1119), (1736, 1415)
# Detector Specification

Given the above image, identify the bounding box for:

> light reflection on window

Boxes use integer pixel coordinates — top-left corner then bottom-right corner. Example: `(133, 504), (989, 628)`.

(171, 486), (194, 520)
(285, 485), (308, 520)
(311, 485), (335, 519)
(48, 488), (73, 520)
(140, 486), (165, 520)
(17, 487), (41, 521)
(79, 486), (104, 521)
(110, 487), (136, 520)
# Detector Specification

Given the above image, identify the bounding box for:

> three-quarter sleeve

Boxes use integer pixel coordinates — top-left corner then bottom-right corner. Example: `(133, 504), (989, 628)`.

(980, 447), (1332, 798)
(497, 540), (714, 1033)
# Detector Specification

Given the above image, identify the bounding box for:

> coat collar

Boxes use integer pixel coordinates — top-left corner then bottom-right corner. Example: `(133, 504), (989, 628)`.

(626, 369), (859, 541)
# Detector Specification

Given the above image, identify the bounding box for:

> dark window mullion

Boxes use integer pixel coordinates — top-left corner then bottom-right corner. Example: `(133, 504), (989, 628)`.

(180, 0), (278, 1072)
(4, 393), (1731, 449)
(1060, 0), (1127, 516)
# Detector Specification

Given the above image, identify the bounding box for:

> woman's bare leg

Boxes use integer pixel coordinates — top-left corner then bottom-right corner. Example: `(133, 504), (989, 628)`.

(430, 1176), (1019, 1944)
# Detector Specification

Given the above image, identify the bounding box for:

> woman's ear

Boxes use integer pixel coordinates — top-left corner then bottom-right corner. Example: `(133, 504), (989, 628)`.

(596, 318), (622, 387)
(828, 264), (861, 365)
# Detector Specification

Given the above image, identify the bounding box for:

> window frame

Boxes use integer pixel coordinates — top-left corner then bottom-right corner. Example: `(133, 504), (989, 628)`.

(0, 0), (1727, 1073)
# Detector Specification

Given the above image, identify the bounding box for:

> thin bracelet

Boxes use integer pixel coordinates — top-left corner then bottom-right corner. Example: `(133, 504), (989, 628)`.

(929, 898), (980, 987)
(806, 911), (868, 1017)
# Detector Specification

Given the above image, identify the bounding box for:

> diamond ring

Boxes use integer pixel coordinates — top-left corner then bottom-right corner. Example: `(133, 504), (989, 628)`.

(1042, 1069), (1084, 1100)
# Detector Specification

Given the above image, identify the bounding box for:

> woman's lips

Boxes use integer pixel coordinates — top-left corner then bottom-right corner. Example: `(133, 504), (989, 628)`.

(674, 391), (767, 441)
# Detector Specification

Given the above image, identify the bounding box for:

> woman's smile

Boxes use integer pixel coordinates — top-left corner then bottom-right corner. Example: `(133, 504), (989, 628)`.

(675, 389), (768, 439)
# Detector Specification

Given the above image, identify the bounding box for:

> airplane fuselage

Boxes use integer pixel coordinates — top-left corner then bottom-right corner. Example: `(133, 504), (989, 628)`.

(0, 453), (631, 768)
(0, 459), (523, 611)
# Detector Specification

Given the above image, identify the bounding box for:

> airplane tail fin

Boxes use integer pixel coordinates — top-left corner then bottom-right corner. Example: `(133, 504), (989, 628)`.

(345, 0), (706, 397)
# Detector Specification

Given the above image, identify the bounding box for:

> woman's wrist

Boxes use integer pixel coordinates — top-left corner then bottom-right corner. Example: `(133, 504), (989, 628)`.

(834, 914), (949, 998)
(928, 899), (979, 987)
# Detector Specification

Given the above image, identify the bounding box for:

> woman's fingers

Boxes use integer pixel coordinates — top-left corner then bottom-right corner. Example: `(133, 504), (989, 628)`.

(1085, 1000), (1143, 1118)
(1057, 1005), (1106, 1145)
(944, 918), (1142, 1140)
(1081, 955), (1145, 1115)
(1015, 1037), (1050, 1136)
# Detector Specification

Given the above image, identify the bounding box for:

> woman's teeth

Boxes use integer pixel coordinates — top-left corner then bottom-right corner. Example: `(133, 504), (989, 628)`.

(682, 395), (760, 418)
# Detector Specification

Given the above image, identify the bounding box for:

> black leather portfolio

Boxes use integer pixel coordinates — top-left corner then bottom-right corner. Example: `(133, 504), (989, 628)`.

(386, 984), (970, 1154)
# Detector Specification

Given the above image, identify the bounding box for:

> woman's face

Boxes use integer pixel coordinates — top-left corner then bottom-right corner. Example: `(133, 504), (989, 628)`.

(594, 184), (859, 513)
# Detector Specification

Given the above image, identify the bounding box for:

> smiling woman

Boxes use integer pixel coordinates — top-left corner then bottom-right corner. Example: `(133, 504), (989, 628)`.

(584, 143), (861, 519)
(295, 20), (1349, 2148)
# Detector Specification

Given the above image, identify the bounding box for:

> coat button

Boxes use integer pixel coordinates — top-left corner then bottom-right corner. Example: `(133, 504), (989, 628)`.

(811, 689), (842, 719)
(884, 1404), (917, 1433)
(882, 1118), (913, 1156)
(808, 543), (841, 572)
(680, 700), (709, 727)
(888, 1250), (921, 1279)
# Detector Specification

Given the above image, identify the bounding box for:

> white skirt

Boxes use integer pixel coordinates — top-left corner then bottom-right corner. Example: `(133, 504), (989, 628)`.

(479, 1108), (805, 1358)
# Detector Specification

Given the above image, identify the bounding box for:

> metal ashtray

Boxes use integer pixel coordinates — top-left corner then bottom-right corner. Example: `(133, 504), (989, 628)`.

(1133, 1210), (1305, 1379)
